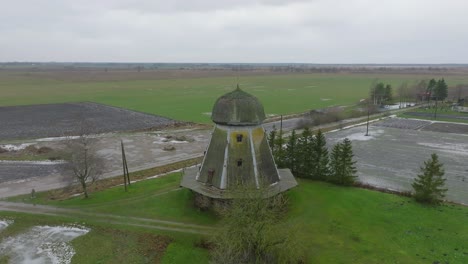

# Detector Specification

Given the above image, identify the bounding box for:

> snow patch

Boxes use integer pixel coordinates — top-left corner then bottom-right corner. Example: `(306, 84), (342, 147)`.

(169, 140), (188, 144)
(0, 143), (34, 151)
(0, 225), (89, 264)
(338, 129), (385, 141)
(0, 219), (13, 231)
(320, 98), (332, 101)
(153, 137), (189, 144)
(202, 112), (212, 116)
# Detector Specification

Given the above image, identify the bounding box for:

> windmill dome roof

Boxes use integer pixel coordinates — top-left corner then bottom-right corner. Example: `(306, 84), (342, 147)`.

(211, 86), (266, 125)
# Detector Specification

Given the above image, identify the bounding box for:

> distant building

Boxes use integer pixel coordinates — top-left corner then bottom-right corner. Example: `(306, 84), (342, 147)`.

(453, 106), (468, 113)
(180, 86), (297, 205)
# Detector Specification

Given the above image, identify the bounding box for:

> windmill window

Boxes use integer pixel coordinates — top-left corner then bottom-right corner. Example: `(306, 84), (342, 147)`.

(207, 169), (215, 186)
(236, 134), (243, 142)
(237, 159), (243, 167)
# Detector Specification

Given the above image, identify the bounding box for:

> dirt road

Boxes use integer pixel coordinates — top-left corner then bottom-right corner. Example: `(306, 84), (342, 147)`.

(0, 200), (213, 235)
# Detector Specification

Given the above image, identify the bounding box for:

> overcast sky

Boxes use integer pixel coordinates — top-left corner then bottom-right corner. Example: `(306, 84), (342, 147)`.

(1, 0), (467, 63)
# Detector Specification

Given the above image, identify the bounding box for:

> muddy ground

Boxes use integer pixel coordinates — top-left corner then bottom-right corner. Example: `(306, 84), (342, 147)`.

(0, 128), (210, 198)
(0, 102), (177, 141)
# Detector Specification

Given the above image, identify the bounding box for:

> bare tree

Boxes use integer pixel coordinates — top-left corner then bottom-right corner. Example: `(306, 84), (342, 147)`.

(66, 122), (103, 198)
(210, 188), (304, 264)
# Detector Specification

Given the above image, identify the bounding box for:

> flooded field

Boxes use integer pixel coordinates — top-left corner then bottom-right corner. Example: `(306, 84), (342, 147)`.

(0, 128), (210, 198)
(326, 118), (468, 205)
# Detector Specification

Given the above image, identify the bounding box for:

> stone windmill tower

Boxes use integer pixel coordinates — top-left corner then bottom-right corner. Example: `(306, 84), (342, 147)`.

(181, 86), (297, 201)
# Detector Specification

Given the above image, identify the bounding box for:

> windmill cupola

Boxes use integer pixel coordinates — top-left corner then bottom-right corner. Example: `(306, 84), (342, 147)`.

(211, 86), (266, 126)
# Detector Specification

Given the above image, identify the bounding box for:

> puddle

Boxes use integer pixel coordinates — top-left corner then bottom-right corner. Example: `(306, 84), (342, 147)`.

(0, 225), (89, 264)
(36, 136), (80, 142)
(334, 129), (384, 141)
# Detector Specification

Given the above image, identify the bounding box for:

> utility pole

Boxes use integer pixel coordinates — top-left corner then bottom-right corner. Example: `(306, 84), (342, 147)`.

(365, 99), (370, 136)
(366, 80), (377, 136)
(121, 140), (130, 191)
(280, 114), (283, 132)
(278, 115), (283, 160)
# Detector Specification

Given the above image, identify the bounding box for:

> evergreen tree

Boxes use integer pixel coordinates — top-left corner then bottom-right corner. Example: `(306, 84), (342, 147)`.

(434, 78), (448, 101)
(384, 84), (393, 102)
(310, 129), (329, 180)
(285, 129), (298, 174)
(371, 82), (386, 105)
(296, 127), (314, 178)
(427, 79), (437, 98)
(329, 142), (342, 183)
(329, 138), (357, 186)
(371, 82), (393, 105)
(274, 126), (286, 167)
(412, 153), (447, 204)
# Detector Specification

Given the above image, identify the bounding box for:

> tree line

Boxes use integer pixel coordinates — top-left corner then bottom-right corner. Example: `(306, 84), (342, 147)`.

(269, 127), (358, 186)
(370, 78), (455, 106)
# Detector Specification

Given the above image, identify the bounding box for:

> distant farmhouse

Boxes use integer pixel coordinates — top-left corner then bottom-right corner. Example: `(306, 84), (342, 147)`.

(181, 86), (297, 206)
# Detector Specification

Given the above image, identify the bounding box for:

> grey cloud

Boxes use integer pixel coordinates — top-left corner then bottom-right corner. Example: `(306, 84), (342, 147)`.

(0, 0), (467, 63)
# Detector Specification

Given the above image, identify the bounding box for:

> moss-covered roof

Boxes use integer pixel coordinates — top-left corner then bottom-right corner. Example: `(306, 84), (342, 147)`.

(211, 86), (266, 126)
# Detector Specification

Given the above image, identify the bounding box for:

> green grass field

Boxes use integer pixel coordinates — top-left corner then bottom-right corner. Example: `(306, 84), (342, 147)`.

(2, 71), (467, 123)
(4, 173), (467, 263)
(0, 211), (208, 264)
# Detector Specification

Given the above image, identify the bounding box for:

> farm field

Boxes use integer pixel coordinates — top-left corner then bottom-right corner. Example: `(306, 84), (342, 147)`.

(2, 173), (467, 263)
(2, 69), (468, 123)
(0, 102), (176, 140)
